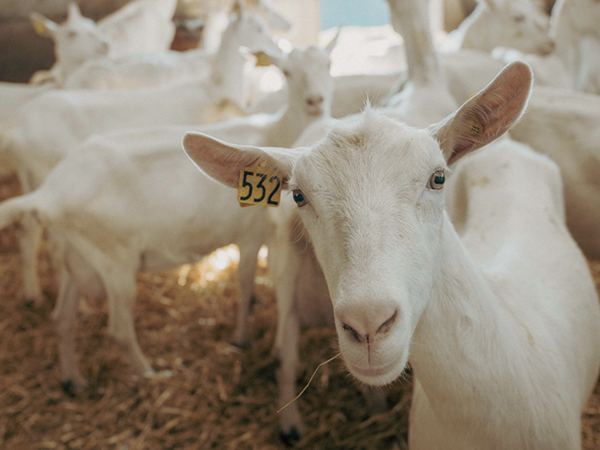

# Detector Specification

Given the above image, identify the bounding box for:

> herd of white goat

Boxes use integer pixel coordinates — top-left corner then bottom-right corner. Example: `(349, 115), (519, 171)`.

(1, 0), (600, 447)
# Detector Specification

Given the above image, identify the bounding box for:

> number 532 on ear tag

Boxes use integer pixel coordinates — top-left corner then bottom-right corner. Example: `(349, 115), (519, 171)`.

(238, 161), (282, 207)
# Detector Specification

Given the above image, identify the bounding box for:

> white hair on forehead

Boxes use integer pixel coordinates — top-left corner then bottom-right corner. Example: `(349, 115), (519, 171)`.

(301, 110), (438, 196)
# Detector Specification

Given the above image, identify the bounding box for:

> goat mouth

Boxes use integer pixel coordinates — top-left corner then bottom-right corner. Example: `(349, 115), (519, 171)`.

(306, 107), (323, 117)
(345, 358), (406, 386)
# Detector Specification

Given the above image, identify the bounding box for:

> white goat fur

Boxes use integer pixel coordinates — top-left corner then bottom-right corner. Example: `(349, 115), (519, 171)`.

(31, 0), (176, 86)
(496, 0), (600, 92)
(63, 3), (277, 94)
(200, 0), (291, 54)
(445, 0), (554, 55)
(30, 3), (110, 85)
(252, 0), (553, 120)
(0, 41), (336, 390)
(184, 61), (600, 450)
(96, 0), (177, 57)
(509, 86), (600, 258)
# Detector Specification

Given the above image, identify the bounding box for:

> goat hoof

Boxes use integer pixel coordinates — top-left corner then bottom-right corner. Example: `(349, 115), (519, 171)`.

(279, 426), (302, 446)
(232, 340), (250, 350)
(249, 295), (258, 309)
(23, 298), (36, 309)
(61, 380), (80, 397)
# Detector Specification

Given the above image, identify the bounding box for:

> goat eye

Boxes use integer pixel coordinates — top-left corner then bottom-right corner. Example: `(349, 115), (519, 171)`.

(283, 70), (291, 78)
(429, 170), (445, 190)
(513, 15), (525, 23)
(292, 189), (307, 206)
(67, 31), (77, 39)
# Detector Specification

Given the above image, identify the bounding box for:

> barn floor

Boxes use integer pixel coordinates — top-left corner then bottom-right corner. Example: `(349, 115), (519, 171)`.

(1, 170), (599, 450)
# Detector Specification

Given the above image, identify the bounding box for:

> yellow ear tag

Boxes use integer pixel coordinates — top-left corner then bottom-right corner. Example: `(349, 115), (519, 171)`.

(469, 116), (484, 136)
(254, 51), (272, 67)
(468, 92), (478, 100)
(32, 19), (47, 36)
(238, 160), (282, 208)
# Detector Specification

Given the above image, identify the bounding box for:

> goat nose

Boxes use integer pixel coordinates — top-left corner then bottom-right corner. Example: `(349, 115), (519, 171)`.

(306, 96), (324, 106)
(335, 301), (399, 343)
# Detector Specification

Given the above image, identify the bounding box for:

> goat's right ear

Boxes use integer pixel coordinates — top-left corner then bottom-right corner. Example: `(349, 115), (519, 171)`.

(30, 12), (57, 37)
(182, 132), (300, 189)
(428, 61), (533, 165)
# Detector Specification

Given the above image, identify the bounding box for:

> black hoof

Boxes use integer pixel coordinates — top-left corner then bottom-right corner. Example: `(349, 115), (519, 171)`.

(61, 380), (77, 398)
(23, 299), (36, 309)
(249, 295), (258, 309)
(232, 341), (250, 350)
(279, 427), (302, 447)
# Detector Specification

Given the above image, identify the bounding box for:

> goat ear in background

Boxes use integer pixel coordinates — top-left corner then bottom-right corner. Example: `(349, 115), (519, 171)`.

(67, 2), (83, 21)
(428, 61), (533, 165)
(230, 0), (245, 18)
(30, 12), (58, 37)
(324, 27), (341, 56)
(182, 132), (300, 190)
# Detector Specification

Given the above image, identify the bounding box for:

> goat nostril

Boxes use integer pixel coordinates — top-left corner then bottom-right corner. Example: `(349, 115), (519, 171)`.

(377, 310), (398, 335)
(342, 323), (363, 343)
(307, 96), (323, 106)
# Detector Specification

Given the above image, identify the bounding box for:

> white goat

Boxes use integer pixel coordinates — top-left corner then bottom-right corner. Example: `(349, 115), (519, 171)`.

(509, 86), (600, 258)
(0, 40), (336, 391)
(495, 0), (600, 92)
(200, 0), (291, 53)
(576, 35), (600, 93)
(96, 0), (177, 57)
(253, 0), (545, 120)
(31, 0), (176, 86)
(195, 0), (459, 439)
(184, 61), (600, 450)
(30, 3), (110, 85)
(2, 15), (277, 306)
(445, 0), (554, 54)
(63, 2), (276, 96)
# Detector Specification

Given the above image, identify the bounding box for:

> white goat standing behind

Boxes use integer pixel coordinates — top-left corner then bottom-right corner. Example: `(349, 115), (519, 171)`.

(200, 0), (291, 53)
(509, 86), (600, 258)
(257, 0), (547, 120)
(30, 0), (176, 86)
(0, 39), (336, 393)
(495, 0), (600, 92)
(445, 0), (554, 54)
(96, 0), (177, 57)
(62, 0), (272, 93)
(184, 60), (600, 450)
(1, 5), (279, 307)
(29, 3), (110, 85)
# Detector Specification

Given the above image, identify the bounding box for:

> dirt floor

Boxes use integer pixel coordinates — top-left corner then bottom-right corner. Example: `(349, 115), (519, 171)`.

(1, 169), (600, 450)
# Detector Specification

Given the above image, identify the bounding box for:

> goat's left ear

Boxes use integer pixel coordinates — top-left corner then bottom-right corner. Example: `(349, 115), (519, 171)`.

(428, 61), (533, 165)
(182, 132), (300, 189)
(324, 27), (341, 56)
(67, 2), (83, 21)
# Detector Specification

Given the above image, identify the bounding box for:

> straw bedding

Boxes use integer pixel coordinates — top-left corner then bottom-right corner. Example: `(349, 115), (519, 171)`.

(0, 170), (599, 450)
